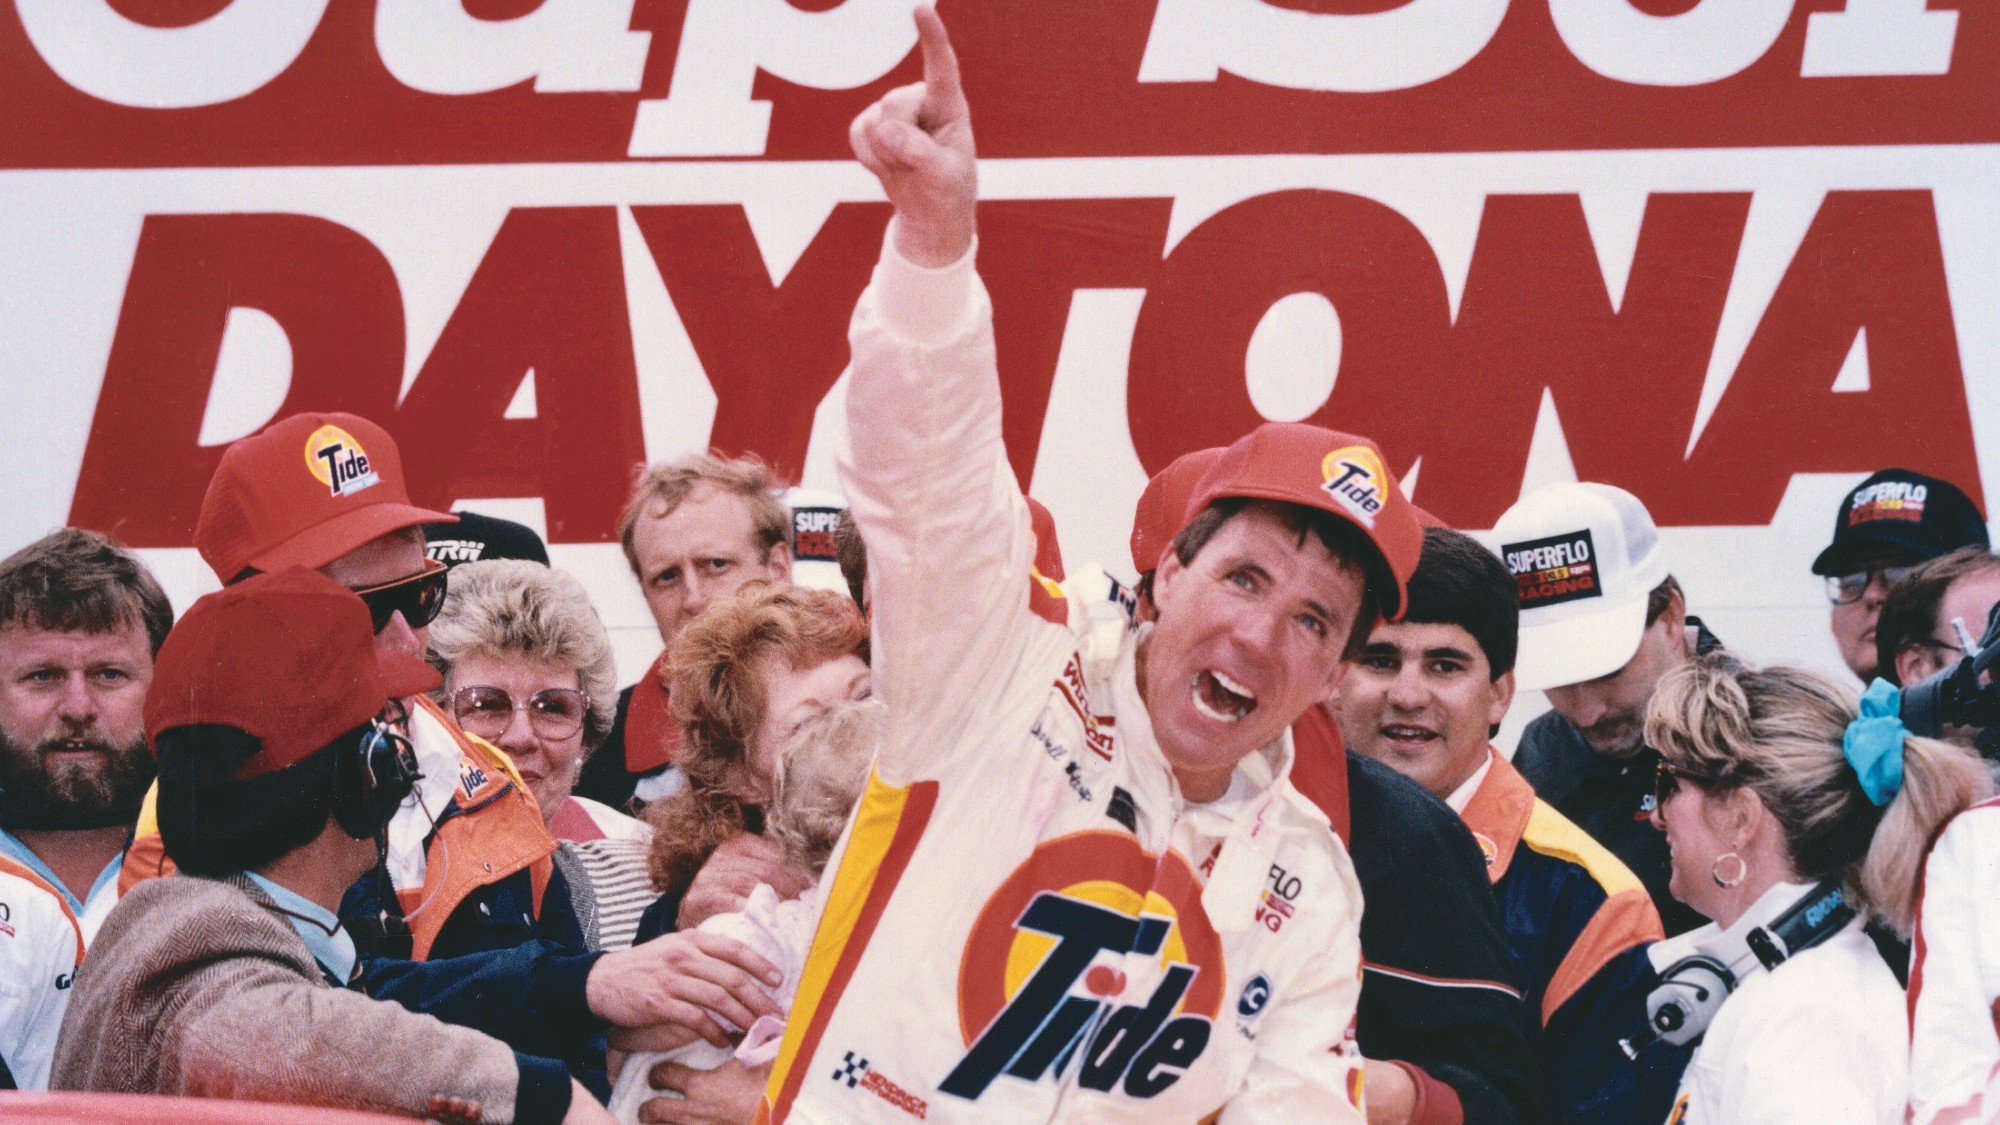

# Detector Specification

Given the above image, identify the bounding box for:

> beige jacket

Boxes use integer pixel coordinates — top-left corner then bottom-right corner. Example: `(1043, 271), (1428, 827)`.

(50, 873), (529, 1120)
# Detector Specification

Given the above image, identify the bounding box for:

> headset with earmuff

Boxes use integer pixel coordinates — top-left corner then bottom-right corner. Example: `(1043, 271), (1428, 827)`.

(1619, 877), (1853, 1059)
(331, 718), (421, 841)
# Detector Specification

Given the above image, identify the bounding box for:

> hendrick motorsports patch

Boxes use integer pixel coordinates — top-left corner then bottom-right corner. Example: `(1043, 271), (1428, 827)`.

(1503, 529), (1601, 608)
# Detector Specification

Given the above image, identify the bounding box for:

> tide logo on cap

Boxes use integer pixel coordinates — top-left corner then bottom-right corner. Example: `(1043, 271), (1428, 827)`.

(1503, 529), (1601, 609)
(303, 425), (382, 499)
(944, 831), (1224, 1103)
(1320, 446), (1388, 528)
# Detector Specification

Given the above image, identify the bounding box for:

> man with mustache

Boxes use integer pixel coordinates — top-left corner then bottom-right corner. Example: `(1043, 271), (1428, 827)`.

(0, 528), (173, 1087)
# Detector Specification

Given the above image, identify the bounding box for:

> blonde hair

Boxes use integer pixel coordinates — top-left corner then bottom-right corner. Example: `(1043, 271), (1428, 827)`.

(769, 699), (882, 879)
(617, 453), (791, 580)
(1645, 656), (1992, 936)
(424, 560), (618, 749)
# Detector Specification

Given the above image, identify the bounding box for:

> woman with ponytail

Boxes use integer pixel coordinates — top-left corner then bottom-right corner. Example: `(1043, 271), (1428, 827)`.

(1641, 656), (1990, 1123)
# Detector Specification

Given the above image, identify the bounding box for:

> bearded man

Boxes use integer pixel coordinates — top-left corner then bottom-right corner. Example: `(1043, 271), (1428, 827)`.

(0, 529), (171, 1087)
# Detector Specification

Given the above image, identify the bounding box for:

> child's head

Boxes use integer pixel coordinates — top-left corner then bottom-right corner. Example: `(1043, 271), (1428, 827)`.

(768, 698), (883, 881)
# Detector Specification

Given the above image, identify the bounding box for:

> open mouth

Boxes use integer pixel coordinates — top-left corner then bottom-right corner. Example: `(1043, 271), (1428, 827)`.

(43, 739), (105, 756)
(1192, 669), (1257, 724)
(1380, 724), (1438, 748)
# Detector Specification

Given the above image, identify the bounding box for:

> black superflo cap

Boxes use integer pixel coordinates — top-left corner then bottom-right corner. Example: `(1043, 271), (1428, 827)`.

(1811, 469), (1989, 577)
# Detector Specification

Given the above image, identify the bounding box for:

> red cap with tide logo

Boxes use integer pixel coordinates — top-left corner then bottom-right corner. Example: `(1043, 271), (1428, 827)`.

(1186, 423), (1422, 619)
(195, 413), (455, 582)
(1131, 447), (1226, 577)
(144, 568), (441, 778)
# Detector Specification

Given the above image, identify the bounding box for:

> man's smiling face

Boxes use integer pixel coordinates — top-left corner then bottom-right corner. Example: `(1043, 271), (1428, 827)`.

(1335, 619), (1513, 800)
(1142, 502), (1366, 802)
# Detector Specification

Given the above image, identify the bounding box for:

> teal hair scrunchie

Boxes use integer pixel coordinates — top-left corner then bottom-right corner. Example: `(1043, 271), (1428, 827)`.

(1844, 679), (1908, 807)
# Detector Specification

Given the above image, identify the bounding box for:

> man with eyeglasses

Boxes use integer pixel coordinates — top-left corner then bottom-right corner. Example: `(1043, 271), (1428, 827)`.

(1872, 547), (2000, 689)
(1811, 469), (1989, 683)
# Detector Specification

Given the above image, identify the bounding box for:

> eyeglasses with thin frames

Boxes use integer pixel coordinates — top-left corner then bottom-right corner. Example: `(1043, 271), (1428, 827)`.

(448, 685), (590, 741)
(1825, 565), (1915, 606)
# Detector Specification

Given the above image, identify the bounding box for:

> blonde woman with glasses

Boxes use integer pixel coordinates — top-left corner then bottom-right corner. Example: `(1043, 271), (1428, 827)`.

(428, 559), (654, 952)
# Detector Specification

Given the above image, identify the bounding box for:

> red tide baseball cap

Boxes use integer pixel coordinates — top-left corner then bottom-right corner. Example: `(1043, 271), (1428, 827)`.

(144, 568), (441, 778)
(1026, 496), (1066, 584)
(1130, 447), (1226, 576)
(1186, 423), (1423, 619)
(195, 413), (456, 583)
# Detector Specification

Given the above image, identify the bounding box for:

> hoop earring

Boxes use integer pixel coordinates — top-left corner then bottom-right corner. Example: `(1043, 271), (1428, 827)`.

(1712, 852), (1748, 888)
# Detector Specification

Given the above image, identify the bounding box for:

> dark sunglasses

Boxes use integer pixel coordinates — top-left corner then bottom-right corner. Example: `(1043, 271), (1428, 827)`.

(351, 561), (449, 634)
(1653, 760), (1730, 811)
(449, 685), (590, 741)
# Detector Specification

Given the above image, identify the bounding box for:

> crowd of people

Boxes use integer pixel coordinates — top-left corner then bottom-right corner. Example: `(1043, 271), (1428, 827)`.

(3, 9), (2000, 1125)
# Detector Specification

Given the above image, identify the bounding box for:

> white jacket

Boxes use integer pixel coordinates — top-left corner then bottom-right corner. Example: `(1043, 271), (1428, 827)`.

(1666, 918), (1906, 1123)
(1910, 797), (2000, 1125)
(0, 856), (83, 1090)
(758, 234), (1366, 1124)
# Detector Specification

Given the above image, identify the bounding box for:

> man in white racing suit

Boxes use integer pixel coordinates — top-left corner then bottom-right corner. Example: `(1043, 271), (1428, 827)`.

(757, 10), (1425, 1122)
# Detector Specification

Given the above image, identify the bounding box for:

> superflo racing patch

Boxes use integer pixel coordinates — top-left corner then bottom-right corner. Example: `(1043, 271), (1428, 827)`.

(1503, 529), (1601, 609)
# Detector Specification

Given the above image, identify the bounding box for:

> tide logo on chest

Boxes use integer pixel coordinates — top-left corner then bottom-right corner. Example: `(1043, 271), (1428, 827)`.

(942, 831), (1225, 1102)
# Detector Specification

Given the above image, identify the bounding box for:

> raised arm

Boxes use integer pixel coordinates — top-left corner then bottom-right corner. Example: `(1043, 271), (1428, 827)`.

(839, 7), (1054, 780)
(848, 6), (976, 269)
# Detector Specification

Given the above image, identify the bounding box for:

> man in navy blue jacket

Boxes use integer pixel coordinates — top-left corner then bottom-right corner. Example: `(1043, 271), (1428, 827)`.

(1336, 528), (1688, 1123)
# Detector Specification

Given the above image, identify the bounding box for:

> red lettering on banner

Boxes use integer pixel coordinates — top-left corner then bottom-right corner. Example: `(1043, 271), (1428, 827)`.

(1678, 189), (1983, 519)
(978, 199), (1172, 487)
(631, 202), (890, 484)
(1408, 192), (1749, 527)
(395, 207), (646, 543)
(62, 189), (1983, 547)
(1125, 189), (1452, 480)
(69, 213), (404, 547)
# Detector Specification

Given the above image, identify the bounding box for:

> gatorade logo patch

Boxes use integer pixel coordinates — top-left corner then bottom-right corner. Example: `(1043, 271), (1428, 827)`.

(1319, 446), (1388, 529)
(1849, 480), (1928, 526)
(1504, 529), (1601, 609)
(304, 424), (382, 499)
(793, 506), (842, 563)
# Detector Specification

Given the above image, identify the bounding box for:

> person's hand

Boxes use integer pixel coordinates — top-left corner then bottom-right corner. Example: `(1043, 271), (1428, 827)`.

(849, 5), (976, 268)
(637, 1059), (771, 1124)
(559, 1078), (618, 1125)
(1362, 1058), (1417, 1125)
(678, 832), (806, 931)
(585, 931), (783, 1048)
(608, 1020), (703, 1055)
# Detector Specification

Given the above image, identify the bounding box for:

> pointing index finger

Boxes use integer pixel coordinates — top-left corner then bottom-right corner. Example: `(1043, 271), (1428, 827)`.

(913, 5), (963, 115)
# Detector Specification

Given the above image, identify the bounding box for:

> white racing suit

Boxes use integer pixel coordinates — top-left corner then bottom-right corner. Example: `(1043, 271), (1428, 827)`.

(758, 231), (1367, 1124)
(1910, 796), (2000, 1125)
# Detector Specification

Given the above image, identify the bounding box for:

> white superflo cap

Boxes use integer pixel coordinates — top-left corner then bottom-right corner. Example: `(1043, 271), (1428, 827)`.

(1493, 482), (1669, 692)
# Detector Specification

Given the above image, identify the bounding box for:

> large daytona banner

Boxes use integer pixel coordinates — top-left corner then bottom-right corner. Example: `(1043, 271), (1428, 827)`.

(2, 0), (1994, 728)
